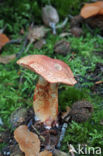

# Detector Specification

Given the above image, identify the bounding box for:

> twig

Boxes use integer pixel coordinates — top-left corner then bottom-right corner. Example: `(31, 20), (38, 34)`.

(57, 123), (68, 148)
(32, 125), (45, 142)
(24, 40), (33, 53)
(16, 37), (28, 58)
(68, 14), (73, 19)
(7, 38), (23, 44)
(0, 24), (7, 33)
(56, 17), (68, 29)
(85, 24), (94, 34)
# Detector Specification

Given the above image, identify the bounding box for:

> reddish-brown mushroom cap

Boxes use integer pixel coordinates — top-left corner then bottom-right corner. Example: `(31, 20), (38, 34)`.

(80, 1), (103, 19)
(17, 55), (77, 86)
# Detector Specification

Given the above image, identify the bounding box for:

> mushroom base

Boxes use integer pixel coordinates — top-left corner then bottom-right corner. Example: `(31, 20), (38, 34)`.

(33, 77), (58, 128)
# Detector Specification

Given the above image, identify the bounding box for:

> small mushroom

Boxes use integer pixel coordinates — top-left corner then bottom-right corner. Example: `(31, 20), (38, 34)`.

(17, 55), (77, 128)
(42, 5), (59, 34)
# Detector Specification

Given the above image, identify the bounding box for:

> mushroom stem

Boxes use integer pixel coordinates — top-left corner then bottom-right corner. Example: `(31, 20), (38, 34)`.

(33, 76), (58, 128)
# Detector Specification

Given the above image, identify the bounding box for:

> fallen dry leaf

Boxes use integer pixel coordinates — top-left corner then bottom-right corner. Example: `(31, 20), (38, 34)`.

(39, 150), (52, 156)
(34, 39), (46, 50)
(62, 106), (71, 120)
(0, 54), (16, 64)
(80, 1), (103, 19)
(14, 125), (53, 156)
(14, 125), (40, 156)
(59, 32), (69, 38)
(27, 26), (48, 43)
(0, 33), (10, 50)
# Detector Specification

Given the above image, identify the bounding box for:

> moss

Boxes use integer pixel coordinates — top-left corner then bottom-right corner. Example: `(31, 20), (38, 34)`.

(0, 2), (103, 152)
(59, 87), (89, 111)
(0, 0), (90, 33)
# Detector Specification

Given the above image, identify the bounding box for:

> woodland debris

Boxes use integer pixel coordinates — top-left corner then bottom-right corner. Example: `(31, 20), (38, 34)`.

(70, 27), (83, 37)
(34, 39), (46, 50)
(59, 32), (70, 38)
(56, 17), (68, 29)
(57, 123), (68, 148)
(53, 149), (68, 156)
(32, 125), (45, 142)
(54, 40), (70, 56)
(16, 26), (48, 57)
(27, 26), (47, 43)
(70, 100), (93, 123)
(95, 80), (103, 85)
(10, 144), (24, 156)
(42, 5), (59, 34)
(80, 1), (103, 19)
(0, 130), (10, 144)
(14, 125), (52, 156)
(39, 150), (52, 156)
(14, 125), (40, 156)
(70, 15), (83, 28)
(80, 1), (103, 31)
(0, 33), (10, 50)
(0, 54), (16, 64)
(85, 15), (103, 31)
(61, 106), (71, 120)
(10, 107), (28, 128)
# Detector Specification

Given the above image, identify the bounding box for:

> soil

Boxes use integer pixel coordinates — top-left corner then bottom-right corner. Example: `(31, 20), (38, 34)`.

(1, 108), (61, 156)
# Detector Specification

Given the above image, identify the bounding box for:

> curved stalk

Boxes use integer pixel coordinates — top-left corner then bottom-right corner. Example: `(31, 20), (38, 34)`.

(33, 76), (58, 128)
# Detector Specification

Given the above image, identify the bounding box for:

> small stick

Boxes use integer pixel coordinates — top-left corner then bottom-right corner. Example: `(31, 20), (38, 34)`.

(85, 24), (94, 34)
(24, 40), (33, 53)
(0, 24), (7, 33)
(7, 38), (22, 44)
(56, 17), (68, 29)
(32, 125), (45, 142)
(16, 37), (28, 58)
(57, 123), (68, 148)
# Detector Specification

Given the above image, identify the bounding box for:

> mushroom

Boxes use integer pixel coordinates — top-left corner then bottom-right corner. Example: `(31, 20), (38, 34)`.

(17, 55), (77, 128)
(42, 5), (59, 34)
(80, 1), (103, 19)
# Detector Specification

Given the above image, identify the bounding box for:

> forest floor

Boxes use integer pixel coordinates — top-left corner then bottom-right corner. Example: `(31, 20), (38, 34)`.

(0, 23), (103, 155)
